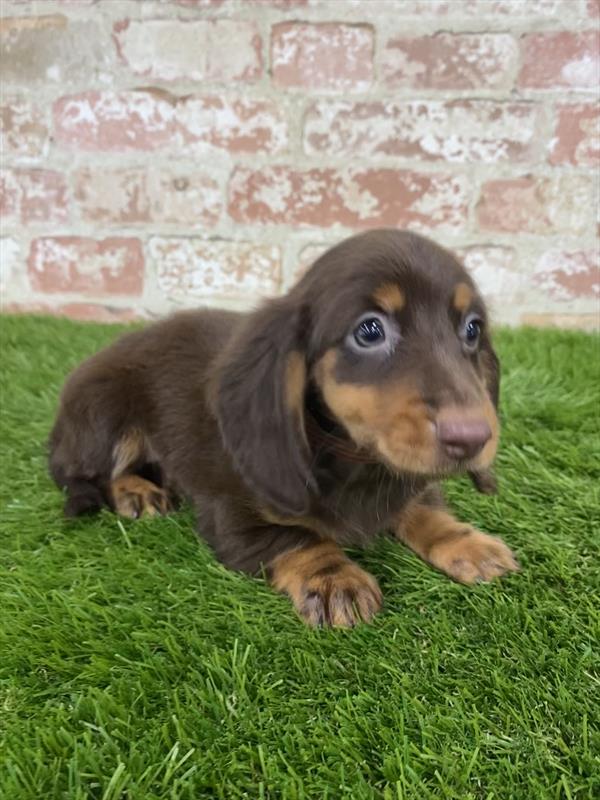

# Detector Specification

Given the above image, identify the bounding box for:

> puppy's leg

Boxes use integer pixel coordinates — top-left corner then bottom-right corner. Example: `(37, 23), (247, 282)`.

(199, 500), (382, 627)
(395, 491), (518, 584)
(268, 540), (382, 627)
(110, 474), (171, 519)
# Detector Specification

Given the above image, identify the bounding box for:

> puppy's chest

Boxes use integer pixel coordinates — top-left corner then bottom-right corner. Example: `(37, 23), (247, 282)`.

(313, 464), (426, 546)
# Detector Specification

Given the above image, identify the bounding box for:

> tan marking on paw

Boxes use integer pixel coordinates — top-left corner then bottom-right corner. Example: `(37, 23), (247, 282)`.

(396, 500), (518, 584)
(429, 529), (519, 584)
(110, 475), (170, 519)
(270, 541), (382, 627)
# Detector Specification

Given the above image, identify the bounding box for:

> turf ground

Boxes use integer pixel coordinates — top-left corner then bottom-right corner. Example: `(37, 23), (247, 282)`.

(1, 315), (599, 799)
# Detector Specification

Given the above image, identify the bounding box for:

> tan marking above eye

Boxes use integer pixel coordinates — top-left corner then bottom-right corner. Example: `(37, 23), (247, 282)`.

(453, 282), (473, 313)
(372, 283), (405, 313)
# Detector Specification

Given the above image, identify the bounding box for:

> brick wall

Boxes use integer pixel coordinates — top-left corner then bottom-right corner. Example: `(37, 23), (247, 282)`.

(1, 0), (598, 329)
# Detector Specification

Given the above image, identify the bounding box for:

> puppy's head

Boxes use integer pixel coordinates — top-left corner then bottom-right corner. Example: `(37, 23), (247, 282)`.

(215, 229), (500, 515)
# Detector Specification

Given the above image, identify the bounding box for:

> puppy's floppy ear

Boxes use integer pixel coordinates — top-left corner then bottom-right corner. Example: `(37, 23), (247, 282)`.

(469, 339), (500, 495)
(213, 299), (316, 516)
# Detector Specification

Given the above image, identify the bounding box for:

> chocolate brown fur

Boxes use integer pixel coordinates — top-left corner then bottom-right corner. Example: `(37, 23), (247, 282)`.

(49, 229), (518, 626)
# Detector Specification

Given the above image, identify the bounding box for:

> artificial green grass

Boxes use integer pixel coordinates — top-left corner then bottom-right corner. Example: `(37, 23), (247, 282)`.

(1, 314), (599, 800)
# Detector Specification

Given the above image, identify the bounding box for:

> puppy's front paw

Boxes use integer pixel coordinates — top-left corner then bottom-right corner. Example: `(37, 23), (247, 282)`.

(110, 475), (170, 519)
(297, 563), (382, 627)
(429, 528), (519, 584)
(271, 542), (382, 627)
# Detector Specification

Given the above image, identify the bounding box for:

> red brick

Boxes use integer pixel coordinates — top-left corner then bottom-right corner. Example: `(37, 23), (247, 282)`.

(0, 169), (68, 225)
(149, 238), (281, 302)
(172, 0), (224, 5)
(0, 238), (21, 301)
(56, 303), (140, 322)
(519, 31), (599, 90)
(382, 33), (517, 89)
(458, 246), (523, 318)
(178, 96), (287, 153)
(228, 167), (469, 230)
(588, 0), (600, 17)
(74, 167), (221, 227)
(534, 250), (599, 300)
(3, 302), (141, 323)
(549, 104), (599, 165)
(293, 242), (332, 284)
(114, 19), (262, 82)
(53, 90), (177, 152)
(520, 312), (599, 331)
(29, 237), (144, 296)
(304, 100), (539, 162)
(0, 94), (48, 158)
(252, 0), (308, 6)
(0, 14), (110, 85)
(53, 90), (286, 154)
(271, 23), (373, 91)
(438, 0), (570, 14)
(477, 175), (593, 235)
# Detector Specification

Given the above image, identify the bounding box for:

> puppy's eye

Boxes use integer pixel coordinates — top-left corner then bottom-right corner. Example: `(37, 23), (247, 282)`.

(354, 317), (386, 348)
(462, 316), (482, 351)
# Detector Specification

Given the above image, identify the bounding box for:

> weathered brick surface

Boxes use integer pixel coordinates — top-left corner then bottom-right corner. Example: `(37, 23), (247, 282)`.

(1, 168), (68, 225)
(53, 91), (177, 152)
(477, 175), (594, 235)
(519, 31), (600, 90)
(150, 238), (281, 302)
(178, 96), (288, 153)
(382, 33), (518, 90)
(549, 104), (600, 165)
(229, 167), (469, 230)
(3, 302), (141, 322)
(0, 14), (111, 85)
(0, 238), (22, 302)
(272, 23), (373, 90)
(28, 237), (144, 296)
(53, 91), (287, 154)
(520, 313), (599, 331)
(1, 0), (597, 329)
(304, 100), (540, 162)
(534, 250), (600, 300)
(114, 19), (262, 83)
(0, 93), (48, 158)
(74, 167), (222, 226)
(459, 246), (521, 299)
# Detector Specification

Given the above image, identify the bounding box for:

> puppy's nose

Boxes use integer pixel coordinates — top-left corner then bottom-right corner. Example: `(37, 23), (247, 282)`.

(437, 418), (492, 460)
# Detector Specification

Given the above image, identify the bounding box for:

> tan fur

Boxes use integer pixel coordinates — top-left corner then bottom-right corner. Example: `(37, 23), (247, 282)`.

(270, 541), (382, 627)
(396, 500), (518, 584)
(110, 474), (170, 519)
(372, 283), (405, 313)
(314, 350), (498, 474)
(260, 507), (339, 540)
(111, 429), (145, 479)
(453, 282), (473, 313)
(285, 351), (307, 429)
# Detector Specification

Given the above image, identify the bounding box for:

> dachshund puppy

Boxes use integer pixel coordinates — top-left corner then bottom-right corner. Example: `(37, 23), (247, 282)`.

(49, 229), (518, 627)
